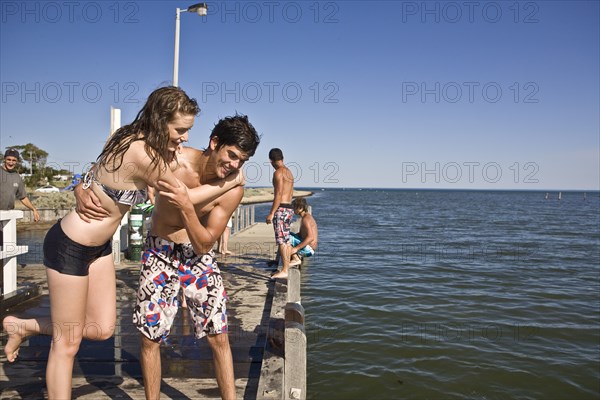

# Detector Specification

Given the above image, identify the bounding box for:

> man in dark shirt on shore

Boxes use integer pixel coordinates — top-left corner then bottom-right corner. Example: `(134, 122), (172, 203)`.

(0, 149), (40, 221)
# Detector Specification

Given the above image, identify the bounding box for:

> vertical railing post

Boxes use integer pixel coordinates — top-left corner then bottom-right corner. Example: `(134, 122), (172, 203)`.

(287, 265), (301, 304)
(239, 207), (244, 232)
(284, 264), (305, 399)
(0, 210), (29, 297)
(284, 302), (306, 400)
(234, 207), (240, 233)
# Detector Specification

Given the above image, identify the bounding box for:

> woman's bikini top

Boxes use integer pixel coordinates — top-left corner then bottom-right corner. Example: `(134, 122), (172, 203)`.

(82, 169), (147, 207)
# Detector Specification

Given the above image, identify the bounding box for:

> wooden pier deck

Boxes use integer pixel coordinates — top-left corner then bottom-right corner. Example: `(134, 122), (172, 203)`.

(0, 223), (286, 400)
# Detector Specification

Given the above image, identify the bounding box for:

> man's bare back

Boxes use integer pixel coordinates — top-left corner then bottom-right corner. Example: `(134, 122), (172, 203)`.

(273, 166), (294, 204)
(266, 163), (294, 225)
(299, 212), (318, 249)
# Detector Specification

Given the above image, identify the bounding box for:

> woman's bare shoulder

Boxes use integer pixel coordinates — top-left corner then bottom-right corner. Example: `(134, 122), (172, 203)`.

(124, 140), (155, 163)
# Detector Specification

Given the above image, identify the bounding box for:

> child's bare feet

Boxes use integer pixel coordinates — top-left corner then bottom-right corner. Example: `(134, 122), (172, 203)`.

(3, 316), (25, 362)
(270, 271), (288, 280)
(289, 257), (301, 266)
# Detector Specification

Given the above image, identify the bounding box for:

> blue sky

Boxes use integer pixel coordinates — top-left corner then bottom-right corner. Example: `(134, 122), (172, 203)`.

(1, 0), (598, 190)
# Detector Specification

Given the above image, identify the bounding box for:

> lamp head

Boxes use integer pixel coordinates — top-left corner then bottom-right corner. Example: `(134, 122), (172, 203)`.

(187, 3), (208, 16)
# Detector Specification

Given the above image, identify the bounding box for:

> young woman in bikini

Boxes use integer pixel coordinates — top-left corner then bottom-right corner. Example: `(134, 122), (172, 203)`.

(2, 86), (242, 399)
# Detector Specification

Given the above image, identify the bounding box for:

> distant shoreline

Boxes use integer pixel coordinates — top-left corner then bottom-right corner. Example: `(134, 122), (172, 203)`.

(241, 188), (313, 205)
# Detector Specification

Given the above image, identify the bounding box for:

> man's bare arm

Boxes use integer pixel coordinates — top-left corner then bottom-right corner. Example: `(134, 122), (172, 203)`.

(157, 179), (243, 255)
(136, 145), (243, 207)
(186, 169), (244, 205)
(20, 197), (40, 222)
(74, 159), (244, 221)
(197, 187), (244, 252)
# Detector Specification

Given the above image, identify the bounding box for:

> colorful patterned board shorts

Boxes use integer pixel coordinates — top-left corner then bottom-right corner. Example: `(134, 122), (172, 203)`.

(273, 204), (294, 245)
(133, 235), (228, 343)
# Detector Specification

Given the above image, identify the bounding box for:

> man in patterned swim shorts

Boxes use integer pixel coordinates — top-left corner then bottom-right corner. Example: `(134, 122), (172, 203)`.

(266, 148), (295, 279)
(134, 116), (259, 400)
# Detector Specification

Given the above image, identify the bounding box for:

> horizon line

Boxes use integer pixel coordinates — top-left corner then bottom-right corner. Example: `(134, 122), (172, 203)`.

(247, 186), (600, 193)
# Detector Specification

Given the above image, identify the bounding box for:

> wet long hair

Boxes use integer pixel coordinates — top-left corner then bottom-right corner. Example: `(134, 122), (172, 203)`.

(97, 86), (200, 173)
(210, 114), (261, 157)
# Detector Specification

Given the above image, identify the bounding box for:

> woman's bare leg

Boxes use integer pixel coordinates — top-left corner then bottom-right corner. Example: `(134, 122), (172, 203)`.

(45, 268), (88, 400)
(46, 254), (116, 399)
(84, 255), (116, 341)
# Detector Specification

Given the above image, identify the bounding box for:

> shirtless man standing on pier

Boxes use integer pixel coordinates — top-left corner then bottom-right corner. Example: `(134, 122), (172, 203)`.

(77, 115), (260, 400)
(265, 148), (295, 280)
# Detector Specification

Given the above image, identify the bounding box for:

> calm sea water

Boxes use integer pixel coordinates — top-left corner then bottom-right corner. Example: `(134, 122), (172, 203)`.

(263, 189), (599, 400)
(17, 189), (600, 399)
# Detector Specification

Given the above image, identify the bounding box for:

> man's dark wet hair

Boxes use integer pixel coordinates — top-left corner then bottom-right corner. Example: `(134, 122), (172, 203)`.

(269, 148), (284, 161)
(292, 197), (308, 213)
(210, 114), (260, 157)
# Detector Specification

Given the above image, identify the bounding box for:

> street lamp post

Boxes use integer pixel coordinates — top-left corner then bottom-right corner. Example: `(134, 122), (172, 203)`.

(173, 3), (208, 87)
